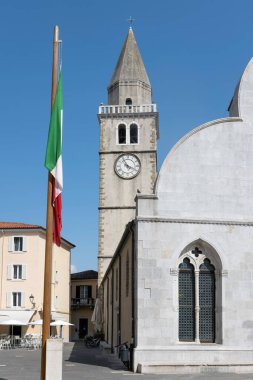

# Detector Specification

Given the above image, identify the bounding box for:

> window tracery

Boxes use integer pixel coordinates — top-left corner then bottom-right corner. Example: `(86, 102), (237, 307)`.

(178, 247), (217, 343)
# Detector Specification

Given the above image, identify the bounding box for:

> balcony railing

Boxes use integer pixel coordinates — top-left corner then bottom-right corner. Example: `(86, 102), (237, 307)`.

(71, 297), (95, 308)
(98, 104), (157, 115)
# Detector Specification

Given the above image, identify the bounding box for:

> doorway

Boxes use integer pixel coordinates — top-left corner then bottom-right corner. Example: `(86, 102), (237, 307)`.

(12, 325), (22, 336)
(79, 318), (88, 339)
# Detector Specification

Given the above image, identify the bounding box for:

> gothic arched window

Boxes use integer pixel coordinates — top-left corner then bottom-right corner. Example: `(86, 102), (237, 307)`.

(199, 259), (215, 343)
(178, 251), (216, 343)
(179, 258), (195, 341)
(118, 124), (126, 144)
(130, 123), (138, 144)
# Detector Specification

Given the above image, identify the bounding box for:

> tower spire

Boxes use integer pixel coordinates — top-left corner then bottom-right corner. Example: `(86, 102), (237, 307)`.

(107, 28), (151, 105)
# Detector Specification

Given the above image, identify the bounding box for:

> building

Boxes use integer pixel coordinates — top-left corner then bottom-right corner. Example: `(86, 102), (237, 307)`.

(70, 270), (98, 340)
(100, 28), (253, 373)
(97, 26), (158, 285)
(0, 222), (74, 341)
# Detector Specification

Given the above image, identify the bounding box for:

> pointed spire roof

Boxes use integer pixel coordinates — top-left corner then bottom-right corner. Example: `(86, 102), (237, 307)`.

(109, 28), (150, 88)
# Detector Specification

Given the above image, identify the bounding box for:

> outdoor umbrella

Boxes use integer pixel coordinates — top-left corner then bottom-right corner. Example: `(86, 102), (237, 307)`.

(0, 319), (27, 345)
(50, 320), (74, 338)
(91, 298), (103, 332)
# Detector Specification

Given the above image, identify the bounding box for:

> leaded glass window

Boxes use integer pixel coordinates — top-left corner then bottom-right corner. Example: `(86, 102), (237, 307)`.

(178, 258), (195, 341)
(178, 253), (216, 343)
(199, 259), (215, 343)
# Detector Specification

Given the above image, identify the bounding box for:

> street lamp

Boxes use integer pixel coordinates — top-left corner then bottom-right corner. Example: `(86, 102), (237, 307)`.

(29, 294), (35, 307)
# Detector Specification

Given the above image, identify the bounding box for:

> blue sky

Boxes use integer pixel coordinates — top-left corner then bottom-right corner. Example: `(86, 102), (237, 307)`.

(0, 0), (253, 272)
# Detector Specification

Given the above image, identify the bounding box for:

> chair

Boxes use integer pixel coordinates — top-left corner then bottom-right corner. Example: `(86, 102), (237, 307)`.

(2, 339), (11, 349)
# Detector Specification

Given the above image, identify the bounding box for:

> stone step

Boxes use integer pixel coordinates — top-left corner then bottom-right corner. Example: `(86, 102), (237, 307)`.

(137, 363), (253, 374)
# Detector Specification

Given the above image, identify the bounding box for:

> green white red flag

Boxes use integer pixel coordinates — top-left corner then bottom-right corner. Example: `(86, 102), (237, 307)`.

(45, 70), (63, 246)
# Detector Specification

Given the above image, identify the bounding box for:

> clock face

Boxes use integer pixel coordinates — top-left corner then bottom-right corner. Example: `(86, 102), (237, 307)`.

(115, 154), (141, 179)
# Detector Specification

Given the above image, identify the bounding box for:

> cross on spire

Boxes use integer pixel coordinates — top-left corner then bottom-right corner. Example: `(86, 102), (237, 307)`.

(127, 16), (135, 28)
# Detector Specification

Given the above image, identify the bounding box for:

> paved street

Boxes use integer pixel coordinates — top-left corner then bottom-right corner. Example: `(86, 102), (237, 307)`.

(0, 342), (253, 380)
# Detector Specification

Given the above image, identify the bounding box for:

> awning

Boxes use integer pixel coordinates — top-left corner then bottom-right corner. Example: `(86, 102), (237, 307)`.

(0, 310), (34, 324)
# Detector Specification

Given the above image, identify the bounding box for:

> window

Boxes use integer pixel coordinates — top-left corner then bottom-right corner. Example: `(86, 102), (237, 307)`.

(6, 291), (24, 307)
(12, 292), (21, 307)
(14, 237), (23, 251)
(118, 124), (126, 144)
(13, 265), (22, 279)
(8, 236), (27, 253)
(126, 98), (132, 105)
(178, 247), (216, 343)
(117, 122), (139, 145)
(199, 259), (215, 343)
(76, 285), (92, 304)
(130, 123), (138, 144)
(179, 258), (195, 342)
(7, 264), (26, 280)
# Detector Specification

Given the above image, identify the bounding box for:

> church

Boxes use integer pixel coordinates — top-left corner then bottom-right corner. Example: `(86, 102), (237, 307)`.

(97, 27), (253, 373)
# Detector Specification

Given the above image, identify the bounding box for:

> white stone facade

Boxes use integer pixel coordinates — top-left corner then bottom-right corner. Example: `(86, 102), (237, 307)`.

(133, 58), (253, 372)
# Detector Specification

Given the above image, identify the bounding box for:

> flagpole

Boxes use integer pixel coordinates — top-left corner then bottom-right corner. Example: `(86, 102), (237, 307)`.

(41, 25), (59, 380)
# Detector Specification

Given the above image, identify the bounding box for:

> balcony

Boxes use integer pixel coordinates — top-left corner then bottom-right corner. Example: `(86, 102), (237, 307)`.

(71, 297), (95, 309)
(98, 104), (157, 115)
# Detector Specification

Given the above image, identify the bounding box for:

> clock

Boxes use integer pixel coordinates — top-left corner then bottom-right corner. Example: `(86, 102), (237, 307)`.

(115, 154), (141, 179)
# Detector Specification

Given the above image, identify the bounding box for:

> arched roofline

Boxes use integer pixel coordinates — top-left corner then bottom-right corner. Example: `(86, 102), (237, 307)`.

(155, 116), (242, 193)
(228, 57), (253, 118)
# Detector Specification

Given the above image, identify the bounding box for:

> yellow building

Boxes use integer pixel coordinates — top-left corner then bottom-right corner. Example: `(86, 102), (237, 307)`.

(70, 270), (98, 340)
(0, 222), (75, 341)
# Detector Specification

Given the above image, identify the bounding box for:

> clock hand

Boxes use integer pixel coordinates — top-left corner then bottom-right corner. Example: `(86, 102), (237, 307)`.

(123, 158), (132, 170)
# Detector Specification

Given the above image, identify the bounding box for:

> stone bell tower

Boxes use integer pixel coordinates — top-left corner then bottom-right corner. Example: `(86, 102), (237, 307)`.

(98, 27), (159, 284)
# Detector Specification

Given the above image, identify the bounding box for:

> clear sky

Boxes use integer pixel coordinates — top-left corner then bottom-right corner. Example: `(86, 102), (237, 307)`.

(0, 0), (253, 273)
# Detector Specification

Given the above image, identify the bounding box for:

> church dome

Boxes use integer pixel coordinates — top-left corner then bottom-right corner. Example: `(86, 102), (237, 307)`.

(228, 57), (253, 121)
(155, 116), (253, 221)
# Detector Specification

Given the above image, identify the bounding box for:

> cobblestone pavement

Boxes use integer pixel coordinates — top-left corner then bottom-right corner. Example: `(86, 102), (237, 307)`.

(0, 342), (253, 380)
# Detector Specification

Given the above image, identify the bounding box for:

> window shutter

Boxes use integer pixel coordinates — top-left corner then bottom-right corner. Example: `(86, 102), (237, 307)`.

(22, 237), (27, 252)
(8, 237), (13, 252)
(22, 265), (27, 280)
(7, 265), (13, 280)
(88, 286), (92, 298)
(21, 292), (25, 308)
(76, 286), (80, 299)
(6, 292), (12, 307)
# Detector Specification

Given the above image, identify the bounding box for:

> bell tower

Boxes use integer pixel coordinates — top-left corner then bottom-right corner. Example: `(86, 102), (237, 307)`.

(98, 27), (159, 284)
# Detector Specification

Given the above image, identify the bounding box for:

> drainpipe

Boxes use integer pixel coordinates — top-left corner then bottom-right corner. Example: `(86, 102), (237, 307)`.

(106, 277), (109, 342)
(111, 268), (114, 353)
(119, 255), (121, 345)
(130, 223), (135, 371)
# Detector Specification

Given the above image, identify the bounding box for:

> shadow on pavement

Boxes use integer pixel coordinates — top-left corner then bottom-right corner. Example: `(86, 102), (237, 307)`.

(64, 341), (127, 371)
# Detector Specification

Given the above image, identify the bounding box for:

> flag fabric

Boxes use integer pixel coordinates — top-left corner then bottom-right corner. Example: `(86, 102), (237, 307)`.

(45, 70), (63, 246)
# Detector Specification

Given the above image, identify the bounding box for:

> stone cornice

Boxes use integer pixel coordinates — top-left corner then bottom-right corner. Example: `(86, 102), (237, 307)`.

(99, 206), (135, 210)
(99, 150), (157, 155)
(136, 216), (253, 227)
(98, 112), (158, 120)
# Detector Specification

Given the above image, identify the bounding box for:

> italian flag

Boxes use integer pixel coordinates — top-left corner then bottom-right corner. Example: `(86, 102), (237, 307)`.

(45, 70), (63, 246)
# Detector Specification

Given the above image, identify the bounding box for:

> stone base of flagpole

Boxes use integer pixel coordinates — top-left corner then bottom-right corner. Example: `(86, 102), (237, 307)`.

(45, 339), (63, 380)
